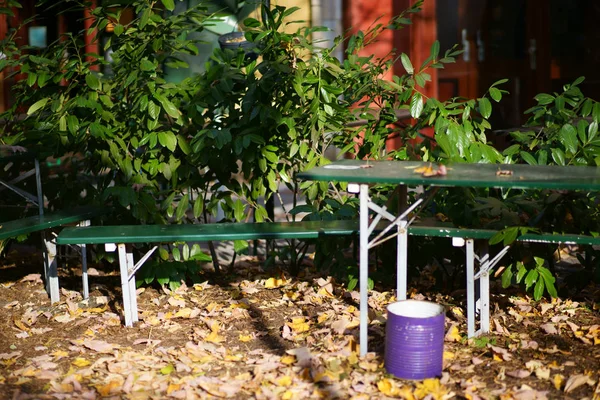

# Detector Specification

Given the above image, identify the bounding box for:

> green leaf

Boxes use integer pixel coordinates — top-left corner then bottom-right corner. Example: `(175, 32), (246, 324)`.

(538, 266), (558, 298)
(193, 196), (204, 218)
(141, 59), (155, 72)
(158, 131), (177, 151)
(175, 195), (189, 221)
(156, 95), (181, 119)
(430, 40), (440, 60)
(489, 87), (502, 102)
(478, 97), (492, 119)
(59, 115), (67, 132)
(233, 199), (245, 222)
(501, 267), (513, 288)
(159, 247), (169, 261)
(520, 151), (538, 165)
(85, 73), (100, 90)
(26, 98), (49, 115)
(148, 101), (159, 120)
(182, 244), (190, 261)
(551, 148), (566, 166)
(172, 247), (181, 262)
(533, 278), (544, 301)
(588, 121), (598, 142)
(233, 240), (249, 253)
(400, 53), (413, 74)
(535, 93), (554, 105)
(502, 227), (518, 246)
(559, 124), (579, 154)
(161, 0), (175, 11)
(410, 93), (423, 118)
(515, 262), (527, 283)
(524, 269), (538, 291)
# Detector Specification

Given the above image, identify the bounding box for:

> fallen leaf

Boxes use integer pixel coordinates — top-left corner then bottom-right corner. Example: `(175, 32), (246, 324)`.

(415, 378), (449, 400)
(445, 325), (462, 342)
(540, 323), (558, 335)
(80, 339), (117, 353)
(564, 374), (592, 393)
(265, 277), (287, 289)
(506, 369), (531, 378)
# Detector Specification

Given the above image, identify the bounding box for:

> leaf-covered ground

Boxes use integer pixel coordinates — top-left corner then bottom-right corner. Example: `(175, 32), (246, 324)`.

(0, 246), (599, 399)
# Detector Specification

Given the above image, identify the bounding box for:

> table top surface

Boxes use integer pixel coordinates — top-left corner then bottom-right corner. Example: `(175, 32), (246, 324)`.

(298, 159), (600, 191)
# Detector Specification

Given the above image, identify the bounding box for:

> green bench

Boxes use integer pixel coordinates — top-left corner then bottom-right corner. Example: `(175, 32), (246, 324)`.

(407, 224), (600, 338)
(56, 219), (600, 335)
(1, 150), (107, 303)
(56, 220), (362, 327)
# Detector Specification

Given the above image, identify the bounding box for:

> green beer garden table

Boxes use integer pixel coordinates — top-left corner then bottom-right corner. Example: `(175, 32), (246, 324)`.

(298, 159), (600, 355)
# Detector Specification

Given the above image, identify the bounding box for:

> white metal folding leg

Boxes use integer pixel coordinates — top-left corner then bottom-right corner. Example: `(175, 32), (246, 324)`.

(42, 232), (60, 303)
(456, 238), (510, 338)
(108, 243), (157, 327)
(350, 183), (423, 356)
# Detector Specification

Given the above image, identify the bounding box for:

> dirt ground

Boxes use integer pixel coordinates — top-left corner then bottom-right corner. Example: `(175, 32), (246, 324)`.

(0, 244), (599, 399)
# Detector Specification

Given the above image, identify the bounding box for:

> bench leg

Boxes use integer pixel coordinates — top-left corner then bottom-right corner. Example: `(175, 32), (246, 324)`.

(42, 232), (60, 303)
(79, 220), (91, 299)
(126, 251), (138, 323)
(118, 244), (135, 327)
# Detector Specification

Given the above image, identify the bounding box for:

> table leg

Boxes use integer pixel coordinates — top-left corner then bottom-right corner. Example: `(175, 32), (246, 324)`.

(397, 220), (408, 300)
(359, 183), (369, 356)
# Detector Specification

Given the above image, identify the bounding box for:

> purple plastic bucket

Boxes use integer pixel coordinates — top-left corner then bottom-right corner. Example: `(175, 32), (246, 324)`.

(385, 300), (445, 380)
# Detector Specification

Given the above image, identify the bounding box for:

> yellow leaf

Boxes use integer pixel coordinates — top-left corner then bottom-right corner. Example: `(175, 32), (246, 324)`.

(282, 390), (294, 400)
(287, 317), (310, 333)
(377, 378), (397, 396)
(317, 313), (330, 324)
(145, 316), (161, 326)
(265, 277), (287, 288)
(72, 358), (91, 367)
(347, 352), (359, 366)
(97, 380), (121, 396)
(317, 287), (335, 298)
(493, 354), (503, 362)
(280, 355), (296, 365)
(443, 351), (455, 360)
(239, 333), (253, 342)
(224, 354), (243, 361)
(206, 302), (221, 312)
(21, 367), (39, 377)
(84, 328), (95, 337)
(415, 378), (448, 400)
(346, 336), (359, 354)
(52, 350), (70, 359)
(85, 306), (107, 314)
(445, 325), (462, 342)
(167, 383), (181, 395)
(205, 322), (226, 343)
(13, 317), (29, 332)
(206, 329), (226, 343)
(553, 374), (564, 390)
(230, 302), (249, 309)
(174, 308), (192, 318)
(277, 376), (293, 387)
(160, 364), (175, 375)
